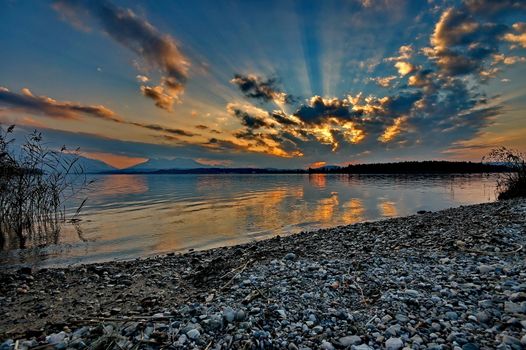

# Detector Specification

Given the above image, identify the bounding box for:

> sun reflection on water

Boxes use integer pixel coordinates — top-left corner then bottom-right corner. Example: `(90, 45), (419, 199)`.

(0, 173), (499, 267)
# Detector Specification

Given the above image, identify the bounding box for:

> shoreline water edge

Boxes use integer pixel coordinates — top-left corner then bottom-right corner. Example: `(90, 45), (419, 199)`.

(1, 198), (525, 349)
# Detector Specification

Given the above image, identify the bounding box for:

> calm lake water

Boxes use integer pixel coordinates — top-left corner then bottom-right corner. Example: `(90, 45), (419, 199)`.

(0, 173), (498, 268)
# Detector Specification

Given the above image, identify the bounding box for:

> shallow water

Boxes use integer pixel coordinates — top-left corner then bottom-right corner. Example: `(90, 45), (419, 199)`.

(0, 173), (498, 268)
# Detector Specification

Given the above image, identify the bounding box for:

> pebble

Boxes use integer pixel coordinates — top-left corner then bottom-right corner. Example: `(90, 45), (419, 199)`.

(223, 307), (235, 323)
(186, 328), (200, 340)
(339, 335), (362, 346)
(478, 264), (494, 274)
(284, 253), (296, 261)
(385, 337), (404, 350)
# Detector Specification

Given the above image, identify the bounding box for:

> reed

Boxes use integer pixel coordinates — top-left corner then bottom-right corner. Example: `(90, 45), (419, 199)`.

(0, 125), (90, 249)
(484, 147), (526, 200)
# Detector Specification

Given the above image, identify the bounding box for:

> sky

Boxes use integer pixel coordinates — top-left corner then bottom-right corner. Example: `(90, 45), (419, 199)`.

(1, 0), (525, 169)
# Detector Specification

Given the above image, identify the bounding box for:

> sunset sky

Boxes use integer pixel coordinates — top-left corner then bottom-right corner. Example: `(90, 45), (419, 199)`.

(1, 0), (525, 169)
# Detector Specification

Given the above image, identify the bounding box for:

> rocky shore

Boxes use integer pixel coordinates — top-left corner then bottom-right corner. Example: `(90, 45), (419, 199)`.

(1, 199), (525, 350)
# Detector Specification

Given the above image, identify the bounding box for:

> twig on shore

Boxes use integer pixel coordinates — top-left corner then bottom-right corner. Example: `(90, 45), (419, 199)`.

(254, 285), (268, 300)
(28, 343), (56, 350)
(219, 259), (253, 280)
(219, 259), (253, 290)
(457, 242), (523, 255)
(70, 316), (173, 323)
(365, 311), (377, 326)
(346, 270), (368, 306)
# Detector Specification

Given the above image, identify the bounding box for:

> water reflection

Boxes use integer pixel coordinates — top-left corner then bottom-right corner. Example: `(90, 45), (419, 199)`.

(341, 198), (365, 224)
(0, 173), (498, 268)
(309, 174), (327, 188)
(90, 174), (149, 197)
(379, 200), (398, 217)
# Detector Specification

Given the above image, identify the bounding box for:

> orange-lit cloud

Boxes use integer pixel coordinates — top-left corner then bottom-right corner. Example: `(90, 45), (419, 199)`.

(308, 161), (326, 169)
(379, 117), (406, 143)
(370, 75), (397, 87)
(0, 87), (122, 122)
(505, 23), (526, 48)
(394, 61), (415, 76)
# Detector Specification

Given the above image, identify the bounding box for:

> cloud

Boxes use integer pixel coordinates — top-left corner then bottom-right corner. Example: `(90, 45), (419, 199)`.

(36, 0), (526, 164)
(0, 87), (122, 122)
(378, 117), (406, 143)
(370, 75), (397, 87)
(1, 86), (197, 141)
(227, 103), (274, 129)
(293, 96), (362, 125)
(492, 53), (526, 65)
(223, 62), (503, 158)
(230, 74), (292, 106)
(225, 1), (526, 162)
(270, 111), (300, 126)
(224, 91), (423, 156)
(464, 0), (526, 16)
(394, 61), (415, 76)
(424, 5), (512, 76)
(230, 109), (270, 130)
(140, 85), (176, 111)
(504, 23), (526, 48)
(385, 46), (415, 77)
(385, 45), (413, 62)
(130, 122), (197, 137)
(136, 75), (150, 83)
(53, 0), (190, 109)
(407, 69), (434, 87)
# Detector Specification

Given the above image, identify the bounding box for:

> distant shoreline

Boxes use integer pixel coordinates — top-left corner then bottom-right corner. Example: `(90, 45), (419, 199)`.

(95, 160), (512, 175)
(1, 198), (525, 349)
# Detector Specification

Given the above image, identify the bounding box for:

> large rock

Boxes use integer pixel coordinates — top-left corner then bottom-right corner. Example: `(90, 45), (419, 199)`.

(385, 337), (404, 350)
(339, 335), (362, 346)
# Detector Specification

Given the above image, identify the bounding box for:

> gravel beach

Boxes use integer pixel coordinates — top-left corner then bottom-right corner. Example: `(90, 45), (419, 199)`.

(1, 198), (525, 350)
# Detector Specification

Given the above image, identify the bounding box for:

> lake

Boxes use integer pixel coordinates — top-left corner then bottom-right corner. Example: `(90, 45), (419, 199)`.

(0, 173), (498, 268)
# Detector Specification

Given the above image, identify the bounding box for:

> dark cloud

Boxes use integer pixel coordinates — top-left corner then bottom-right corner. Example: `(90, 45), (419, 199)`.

(53, 0), (189, 109)
(0, 87), (122, 122)
(464, 0), (526, 17)
(293, 96), (362, 124)
(424, 0), (526, 78)
(195, 124), (208, 130)
(0, 86), (197, 140)
(204, 138), (248, 153)
(426, 7), (508, 76)
(383, 92), (423, 115)
(229, 108), (271, 130)
(271, 111), (300, 126)
(130, 122), (197, 137)
(230, 74), (292, 105)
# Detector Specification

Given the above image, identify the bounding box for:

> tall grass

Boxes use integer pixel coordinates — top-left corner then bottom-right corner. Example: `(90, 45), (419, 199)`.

(0, 125), (90, 249)
(484, 147), (526, 200)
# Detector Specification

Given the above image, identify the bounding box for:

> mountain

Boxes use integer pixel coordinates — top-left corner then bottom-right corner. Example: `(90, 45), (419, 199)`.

(125, 158), (208, 172)
(75, 155), (116, 173)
